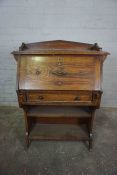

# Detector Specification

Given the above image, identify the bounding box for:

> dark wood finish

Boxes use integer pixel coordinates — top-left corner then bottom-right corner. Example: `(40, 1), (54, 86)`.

(18, 55), (102, 90)
(27, 91), (92, 103)
(29, 124), (89, 141)
(27, 106), (91, 117)
(12, 40), (109, 150)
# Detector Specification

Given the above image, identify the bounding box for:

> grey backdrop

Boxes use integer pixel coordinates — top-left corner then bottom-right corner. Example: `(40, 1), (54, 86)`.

(0, 0), (117, 107)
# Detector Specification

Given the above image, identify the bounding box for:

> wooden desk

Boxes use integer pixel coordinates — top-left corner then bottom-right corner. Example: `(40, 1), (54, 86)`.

(12, 40), (109, 150)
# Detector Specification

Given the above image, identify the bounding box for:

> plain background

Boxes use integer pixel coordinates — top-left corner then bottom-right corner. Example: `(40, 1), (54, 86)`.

(0, 0), (117, 107)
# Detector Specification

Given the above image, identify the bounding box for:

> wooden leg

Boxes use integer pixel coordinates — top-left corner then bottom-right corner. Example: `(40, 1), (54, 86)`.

(89, 133), (93, 151)
(25, 132), (30, 148)
(88, 108), (96, 151)
(23, 107), (31, 148)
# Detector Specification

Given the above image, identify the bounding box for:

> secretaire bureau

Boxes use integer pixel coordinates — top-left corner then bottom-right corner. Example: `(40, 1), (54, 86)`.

(12, 40), (109, 150)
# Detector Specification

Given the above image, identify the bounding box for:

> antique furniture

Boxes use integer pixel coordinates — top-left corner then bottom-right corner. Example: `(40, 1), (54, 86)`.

(12, 40), (109, 150)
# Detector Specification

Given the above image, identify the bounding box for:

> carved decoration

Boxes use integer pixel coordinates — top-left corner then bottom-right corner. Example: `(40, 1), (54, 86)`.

(19, 42), (27, 51)
(90, 43), (102, 51)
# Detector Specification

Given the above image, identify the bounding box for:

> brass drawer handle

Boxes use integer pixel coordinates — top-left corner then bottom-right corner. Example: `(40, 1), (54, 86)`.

(75, 96), (81, 101)
(38, 96), (44, 100)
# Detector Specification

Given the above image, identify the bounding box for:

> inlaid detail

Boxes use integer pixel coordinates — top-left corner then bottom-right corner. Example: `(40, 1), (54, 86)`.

(35, 70), (41, 75)
(19, 55), (98, 90)
(57, 62), (63, 66)
(51, 65), (90, 78)
(58, 57), (64, 62)
(51, 69), (67, 76)
(55, 81), (63, 86)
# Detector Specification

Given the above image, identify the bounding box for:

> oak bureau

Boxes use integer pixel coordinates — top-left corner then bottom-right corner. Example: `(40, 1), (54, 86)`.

(12, 40), (109, 150)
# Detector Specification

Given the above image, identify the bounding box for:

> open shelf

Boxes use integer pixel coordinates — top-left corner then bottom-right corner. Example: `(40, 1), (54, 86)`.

(29, 123), (89, 141)
(26, 106), (92, 146)
(27, 106), (91, 118)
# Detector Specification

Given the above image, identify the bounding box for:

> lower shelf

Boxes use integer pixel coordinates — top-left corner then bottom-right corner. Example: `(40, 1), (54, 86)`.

(29, 123), (89, 141)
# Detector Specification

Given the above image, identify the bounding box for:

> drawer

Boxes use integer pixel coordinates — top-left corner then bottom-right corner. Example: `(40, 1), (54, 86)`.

(27, 91), (92, 103)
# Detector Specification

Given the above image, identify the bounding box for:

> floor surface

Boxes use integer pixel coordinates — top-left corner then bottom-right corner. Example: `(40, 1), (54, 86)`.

(0, 106), (117, 175)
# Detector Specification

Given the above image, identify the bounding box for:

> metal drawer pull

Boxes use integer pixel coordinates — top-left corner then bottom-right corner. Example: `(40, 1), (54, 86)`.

(38, 96), (44, 100)
(75, 96), (81, 101)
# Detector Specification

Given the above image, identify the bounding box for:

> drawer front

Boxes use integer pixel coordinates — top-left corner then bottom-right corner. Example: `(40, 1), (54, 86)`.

(27, 91), (92, 103)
